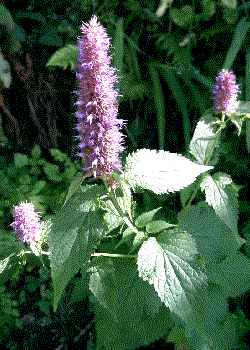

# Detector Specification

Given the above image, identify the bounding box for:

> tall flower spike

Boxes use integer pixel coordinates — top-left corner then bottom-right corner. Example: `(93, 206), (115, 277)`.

(75, 15), (125, 179)
(10, 202), (41, 244)
(213, 69), (239, 115)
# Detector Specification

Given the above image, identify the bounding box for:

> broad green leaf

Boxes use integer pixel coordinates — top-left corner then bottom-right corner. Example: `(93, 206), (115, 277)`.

(102, 195), (126, 234)
(207, 252), (250, 298)
(46, 44), (78, 71)
(200, 172), (241, 245)
(14, 153), (29, 167)
(185, 284), (238, 350)
(189, 112), (220, 166)
(124, 149), (213, 195)
(146, 220), (176, 234)
(137, 229), (207, 321)
(112, 171), (133, 220)
(178, 201), (241, 265)
(93, 258), (172, 350)
(230, 100), (250, 135)
(135, 207), (162, 228)
(49, 184), (106, 311)
(89, 257), (118, 320)
(63, 172), (84, 205)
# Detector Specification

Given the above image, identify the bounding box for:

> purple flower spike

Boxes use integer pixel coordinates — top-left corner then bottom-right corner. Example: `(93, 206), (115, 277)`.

(75, 15), (125, 179)
(11, 202), (41, 244)
(213, 69), (239, 114)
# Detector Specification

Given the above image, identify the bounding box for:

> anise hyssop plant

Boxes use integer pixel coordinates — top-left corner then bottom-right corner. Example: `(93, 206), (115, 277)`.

(6, 16), (250, 350)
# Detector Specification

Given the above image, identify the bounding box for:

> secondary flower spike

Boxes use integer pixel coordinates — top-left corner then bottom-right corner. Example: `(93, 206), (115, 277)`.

(213, 69), (239, 114)
(10, 202), (41, 244)
(75, 15), (125, 179)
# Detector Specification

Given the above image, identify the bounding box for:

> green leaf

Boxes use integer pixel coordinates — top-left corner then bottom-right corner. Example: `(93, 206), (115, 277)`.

(43, 163), (62, 182)
(146, 220), (176, 234)
(223, 17), (250, 71)
(50, 148), (68, 162)
(221, 0), (237, 9)
(49, 184), (107, 311)
(93, 258), (172, 350)
(0, 4), (15, 30)
(137, 229), (207, 321)
(46, 44), (78, 71)
(14, 153), (29, 167)
(207, 252), (250, 298)
(0, 53), (11, 89)
(89, 257), (118, 320)
(31, 144), (41, 159)
(63, 172), (84, 205)
(230, 100), (250, 135)
(102, 195), (126, 234)
(135, 207), (162, 228)
(124, 149), (213, 195)
(178, 201), (242, 264)
(112, 171), (133, 220)
(185, 284), (237, 350)
(201, 172), (241, 245)
(189, 112), (220, 166)
(170, 5), (194, 27)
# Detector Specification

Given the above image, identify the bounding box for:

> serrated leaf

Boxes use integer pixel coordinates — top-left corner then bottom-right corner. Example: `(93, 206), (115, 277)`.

(49, 184), (107, 311)
(146, 220), (176, 234)
(102, 196), (126, 234)
(189, 112), (220, 165)
(178, 201), (242, 265)
(230, 100), (250, 135)
(14, 153), (29, 167)
(124, 149), (213, 195)
(135, 207), (162, 228)
(207, 252), (250, 298)
(93, 258), (172, 350)
(137, 229), (207, 321)
(112, 171), (133, 220)
(46, 44), (78, 71)
(200, 172), (241, 245)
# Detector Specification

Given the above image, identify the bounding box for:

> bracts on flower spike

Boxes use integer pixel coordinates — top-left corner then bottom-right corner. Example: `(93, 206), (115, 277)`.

(75, 15), (125, 183)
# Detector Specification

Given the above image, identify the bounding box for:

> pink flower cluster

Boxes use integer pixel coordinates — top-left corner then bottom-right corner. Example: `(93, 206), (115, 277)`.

(213, 69), (239, 115)
(75, 16), (125, 179)
(10, 202), (41, 243)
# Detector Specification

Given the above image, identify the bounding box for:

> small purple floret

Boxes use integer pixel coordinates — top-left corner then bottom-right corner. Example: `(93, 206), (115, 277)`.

(11, 202), (41, 243)
(213, 69), (239, 114)
(75, 15), (125, 179)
